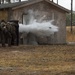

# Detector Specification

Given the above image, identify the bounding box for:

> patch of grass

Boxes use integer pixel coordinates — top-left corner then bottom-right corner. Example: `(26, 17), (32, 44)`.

(66, 26), (75, 42)
(0, 45), (75, 75)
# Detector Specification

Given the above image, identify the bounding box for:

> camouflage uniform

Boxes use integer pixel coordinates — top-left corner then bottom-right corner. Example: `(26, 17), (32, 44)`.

(6, 22), (13, 46)
(0, 21), (2, 43)
(0, 21), (7, 47)
(0, 20), (19, 47)
(9, 20), (19, 46)
(0, 20), (15, 47)
(7, 22), (17, 45)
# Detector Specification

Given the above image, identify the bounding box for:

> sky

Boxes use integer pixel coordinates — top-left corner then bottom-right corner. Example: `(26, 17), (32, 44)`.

(21, 0), (75, 11)
(53, 0), (75, 11)
(11, 0), (75, 11)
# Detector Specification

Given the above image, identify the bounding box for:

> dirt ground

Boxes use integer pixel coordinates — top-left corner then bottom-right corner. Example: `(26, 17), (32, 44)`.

(0, 45), (75, 75)
(66, 26), (75, 42)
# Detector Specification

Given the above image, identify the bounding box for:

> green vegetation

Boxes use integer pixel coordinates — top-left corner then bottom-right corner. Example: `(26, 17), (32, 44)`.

(66, 12), (75, 26)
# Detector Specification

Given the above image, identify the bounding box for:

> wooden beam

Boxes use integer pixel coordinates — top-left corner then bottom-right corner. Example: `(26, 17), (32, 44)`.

(57, 0), (58, 4)
(71, 0), (73, 33)
(7, 0), (11, 3)
(0, 0), (1, 4)
(19, 0), (21, 2)
(1, 0), (4, 4)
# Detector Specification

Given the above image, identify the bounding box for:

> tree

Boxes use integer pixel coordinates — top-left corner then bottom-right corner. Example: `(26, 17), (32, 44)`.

(1, 0), (4, 4)
(19, 0), (21, 2)
(66, 14), (71, 26)
(6, 0), (11, 3)
(66, 13), (75, 26)
(0, 0), (11, 4)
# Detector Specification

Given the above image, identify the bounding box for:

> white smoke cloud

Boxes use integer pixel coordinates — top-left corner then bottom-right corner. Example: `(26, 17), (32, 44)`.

(19, 20), (58, 36)
(19, 10), (59, 36)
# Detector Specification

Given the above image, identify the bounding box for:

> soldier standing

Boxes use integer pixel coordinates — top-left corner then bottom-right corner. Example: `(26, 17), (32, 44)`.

(0, 20), (7, 47)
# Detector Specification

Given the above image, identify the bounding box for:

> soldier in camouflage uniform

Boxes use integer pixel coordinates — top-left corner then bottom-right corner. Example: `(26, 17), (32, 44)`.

(0, 21), (1, 43)
(0, 20), (7, 47)
(9, 20), (19, 46)
(8, 22), (17, 45)
(0, 20), (16, 47)
(7, 23), (13, 46)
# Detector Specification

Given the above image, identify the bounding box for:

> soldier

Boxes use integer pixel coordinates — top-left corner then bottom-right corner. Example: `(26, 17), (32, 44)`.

(0, 21), (1, 44)
(9, 20), (19, 46)
(0, 20), (14, 47)
(0, 20), (7, 47)
(6, 22), (14, 46)
(0, 20), (19, 47)
(7, 21), (17, 46)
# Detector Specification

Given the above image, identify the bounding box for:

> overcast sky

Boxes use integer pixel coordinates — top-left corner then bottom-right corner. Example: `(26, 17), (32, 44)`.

(53, 0), (75, 11)
(13, 0), (75, 11)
